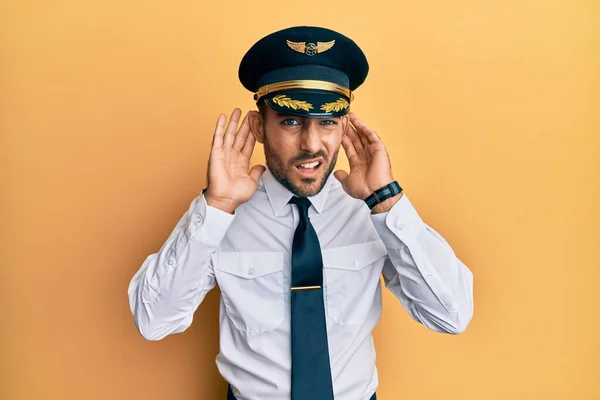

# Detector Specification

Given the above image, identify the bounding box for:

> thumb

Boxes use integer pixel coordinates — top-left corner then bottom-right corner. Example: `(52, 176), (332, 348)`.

(249, 165), (266, 182)
(333, 170), (349, 185)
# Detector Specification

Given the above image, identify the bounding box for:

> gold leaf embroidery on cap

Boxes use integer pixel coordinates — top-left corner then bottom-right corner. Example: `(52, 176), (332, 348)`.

(286, 40), (335, 56)
(271, 95), (314, 111)
(320, 98), (349, 113)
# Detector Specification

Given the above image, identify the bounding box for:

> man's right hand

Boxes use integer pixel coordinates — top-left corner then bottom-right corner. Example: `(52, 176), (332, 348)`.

(204, 108), (265, 214)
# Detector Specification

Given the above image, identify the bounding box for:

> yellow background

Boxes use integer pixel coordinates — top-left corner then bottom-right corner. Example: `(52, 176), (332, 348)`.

(1, 0), (598, 399)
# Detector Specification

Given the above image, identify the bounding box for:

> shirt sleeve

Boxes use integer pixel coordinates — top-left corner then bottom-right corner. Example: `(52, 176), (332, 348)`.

(371, 194), (474, 334)
(127, 194), (235, 341)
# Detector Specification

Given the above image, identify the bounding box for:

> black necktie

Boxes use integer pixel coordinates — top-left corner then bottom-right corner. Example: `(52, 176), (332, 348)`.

(288, 197), (334, 400)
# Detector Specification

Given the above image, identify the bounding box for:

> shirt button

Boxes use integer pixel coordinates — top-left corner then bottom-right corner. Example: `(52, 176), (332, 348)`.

(442, 295), (453, 306)
(425, 269), (433, 276)
(396, 222), (406, 231)
(195, 215), (202, 223)
(168, 259), (174, 266)
(353, 260), (359, 268)
(247, 268), (255, 276)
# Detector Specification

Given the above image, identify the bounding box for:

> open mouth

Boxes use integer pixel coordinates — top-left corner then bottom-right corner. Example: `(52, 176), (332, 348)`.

(294, 160), (323, 177)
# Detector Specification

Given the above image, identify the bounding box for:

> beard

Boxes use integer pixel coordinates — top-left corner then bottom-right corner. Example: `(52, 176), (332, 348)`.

(263, 131), (339, 197)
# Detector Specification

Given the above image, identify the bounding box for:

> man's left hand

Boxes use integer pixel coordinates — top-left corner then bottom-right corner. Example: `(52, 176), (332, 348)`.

(334, 113), (397, 201)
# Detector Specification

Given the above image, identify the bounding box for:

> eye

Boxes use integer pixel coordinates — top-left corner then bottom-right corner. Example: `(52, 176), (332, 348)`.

(320, 119), (337, 125)
(281, 118), (300, 126)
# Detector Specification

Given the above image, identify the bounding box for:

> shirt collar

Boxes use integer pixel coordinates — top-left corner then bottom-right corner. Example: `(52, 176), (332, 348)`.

(260, 166), (337, 217)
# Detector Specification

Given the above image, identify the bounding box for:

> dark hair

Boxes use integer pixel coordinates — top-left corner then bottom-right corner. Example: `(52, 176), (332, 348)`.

(257, 100), (268, 120)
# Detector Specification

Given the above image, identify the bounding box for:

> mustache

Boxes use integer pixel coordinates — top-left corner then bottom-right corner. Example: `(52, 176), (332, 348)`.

(291, 151), (327, 164)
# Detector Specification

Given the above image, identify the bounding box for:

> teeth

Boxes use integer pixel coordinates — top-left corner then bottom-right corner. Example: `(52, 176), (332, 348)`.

(300, 162), (320, 169)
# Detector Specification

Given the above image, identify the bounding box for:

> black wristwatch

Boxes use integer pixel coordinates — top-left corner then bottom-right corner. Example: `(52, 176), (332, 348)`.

(364, 181), (403, 209)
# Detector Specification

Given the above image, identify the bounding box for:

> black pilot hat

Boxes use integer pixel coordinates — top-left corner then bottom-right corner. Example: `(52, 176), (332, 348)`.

(238, 26), (369, 118)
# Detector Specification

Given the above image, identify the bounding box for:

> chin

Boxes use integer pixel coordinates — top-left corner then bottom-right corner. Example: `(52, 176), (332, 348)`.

(289, 174), (328, 197)
(268, 159), (333, 198)
(294, 183), (320, 197)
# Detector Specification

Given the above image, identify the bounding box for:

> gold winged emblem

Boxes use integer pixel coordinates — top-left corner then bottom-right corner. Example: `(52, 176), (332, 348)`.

(286, 40), (335, 56)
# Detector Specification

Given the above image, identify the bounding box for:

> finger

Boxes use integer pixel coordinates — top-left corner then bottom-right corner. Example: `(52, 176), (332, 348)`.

(342, 134), (366, 169)
(345, 122), (365, 152)
(333, 170), (349, 185)
(341, 132), (358, 160)
(223, 108), (242, 148)
(349, 113), (380, 144)
(212, 113), (227, 149)
(232, 112), (251, 151)
(249, 164), (266, 182)
(241, 126), (257, 157)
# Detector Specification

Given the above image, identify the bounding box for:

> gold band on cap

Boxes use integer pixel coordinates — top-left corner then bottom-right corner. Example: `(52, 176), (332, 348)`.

(255, 80), (353, 102)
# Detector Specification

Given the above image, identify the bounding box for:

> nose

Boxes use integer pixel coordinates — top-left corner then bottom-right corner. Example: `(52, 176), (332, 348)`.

(299, 121), (321, 154)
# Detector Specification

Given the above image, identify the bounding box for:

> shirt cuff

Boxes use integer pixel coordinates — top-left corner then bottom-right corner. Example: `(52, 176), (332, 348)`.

(371, 194), (425, 243)
(187, 194), (236, 247)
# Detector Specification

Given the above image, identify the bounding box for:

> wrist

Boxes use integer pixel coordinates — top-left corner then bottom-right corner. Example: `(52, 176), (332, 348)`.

(364, 180), (403, 210)
(370, 192), (403, 214)
(367, 177), (394, 194)
(204, 193), (238, 214)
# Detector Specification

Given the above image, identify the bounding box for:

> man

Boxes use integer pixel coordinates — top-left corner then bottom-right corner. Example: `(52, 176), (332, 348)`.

(128, 26), (474, 400)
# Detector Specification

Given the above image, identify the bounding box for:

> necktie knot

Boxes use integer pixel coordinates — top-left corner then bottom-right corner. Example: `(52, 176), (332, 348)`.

(289, 197), (312, 220)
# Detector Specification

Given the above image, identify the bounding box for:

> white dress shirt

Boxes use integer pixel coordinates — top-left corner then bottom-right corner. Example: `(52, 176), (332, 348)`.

(128, 168), (474, 400)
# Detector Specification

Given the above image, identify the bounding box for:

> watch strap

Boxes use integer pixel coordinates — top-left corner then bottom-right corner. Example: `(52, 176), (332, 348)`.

(364, 181), (403, 209)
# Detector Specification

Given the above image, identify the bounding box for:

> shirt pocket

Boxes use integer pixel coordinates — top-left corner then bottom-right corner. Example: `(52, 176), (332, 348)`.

(214, 251), (285, 333)
(322, 240), (388, 326)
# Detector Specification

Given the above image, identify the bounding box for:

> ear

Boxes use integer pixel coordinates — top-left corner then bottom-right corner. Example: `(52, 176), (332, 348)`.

(341, 113), (350, 138)
(249, 110), (265, 144)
